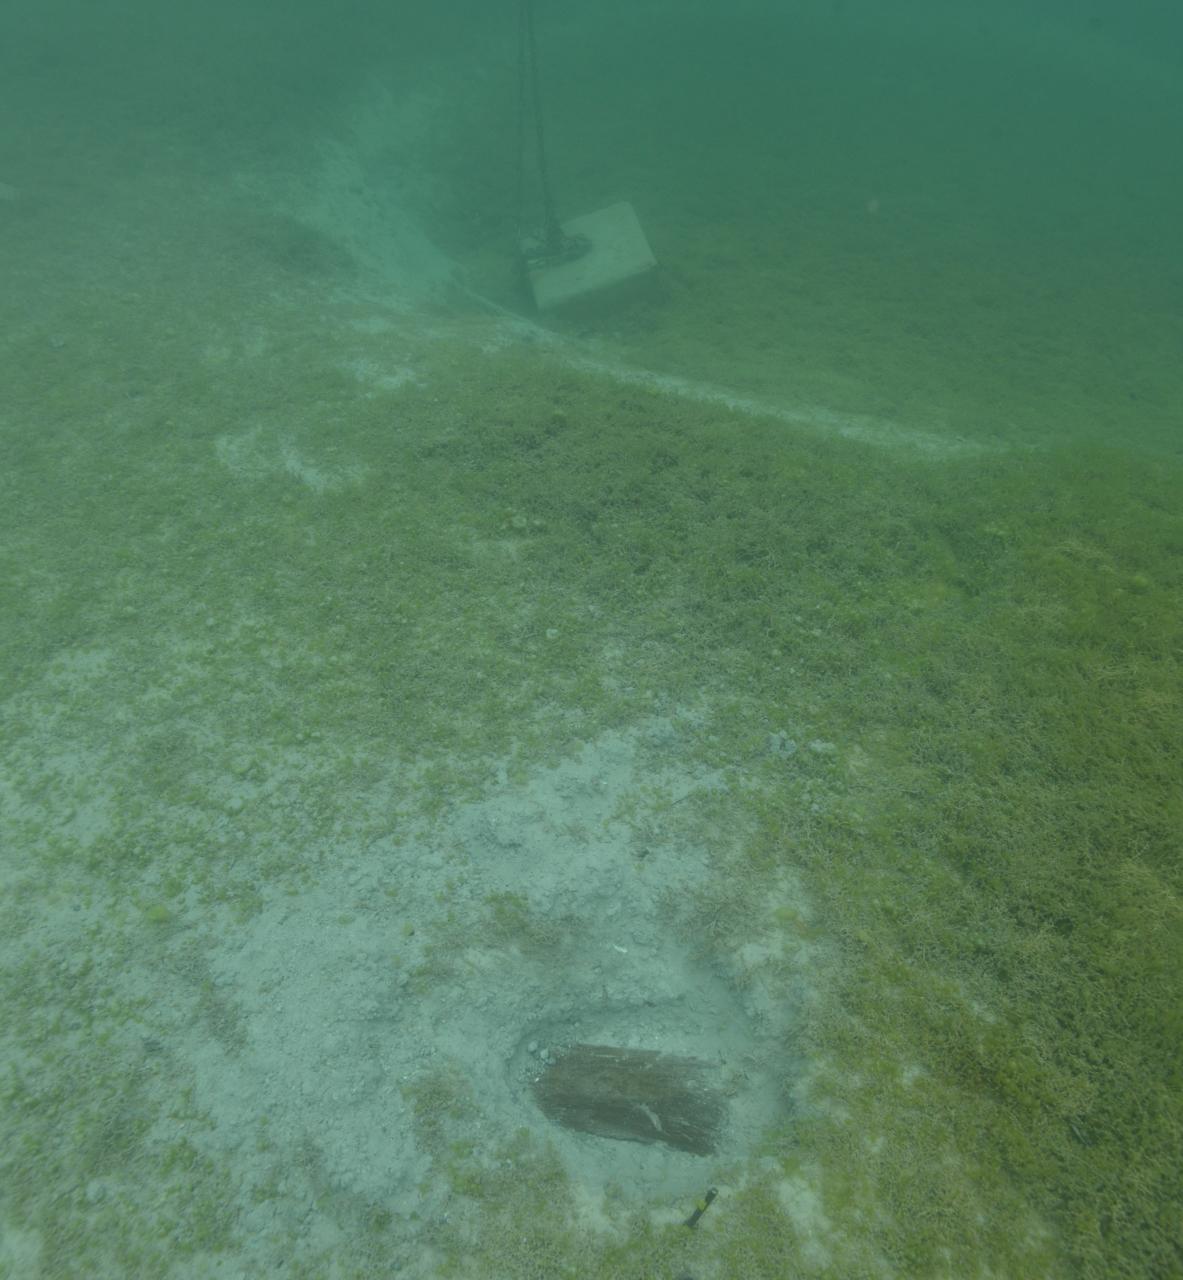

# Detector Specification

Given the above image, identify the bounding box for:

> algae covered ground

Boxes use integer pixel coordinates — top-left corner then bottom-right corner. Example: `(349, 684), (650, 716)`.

(2, 280), (1179, 1277)
(1, 4), (1181, 1278)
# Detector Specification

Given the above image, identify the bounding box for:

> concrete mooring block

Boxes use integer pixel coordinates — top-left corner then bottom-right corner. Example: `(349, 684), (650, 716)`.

(523, 201), (657, 316)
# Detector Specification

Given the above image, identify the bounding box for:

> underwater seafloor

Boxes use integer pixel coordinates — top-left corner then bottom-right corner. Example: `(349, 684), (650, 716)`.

(1, 5), (1180, 1278)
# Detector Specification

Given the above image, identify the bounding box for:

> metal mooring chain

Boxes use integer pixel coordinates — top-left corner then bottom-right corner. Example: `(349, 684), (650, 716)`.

(516, 0), (589, 268)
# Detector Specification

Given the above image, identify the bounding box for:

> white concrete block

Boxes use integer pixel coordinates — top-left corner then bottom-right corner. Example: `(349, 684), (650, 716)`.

(524, 201), (657, 315)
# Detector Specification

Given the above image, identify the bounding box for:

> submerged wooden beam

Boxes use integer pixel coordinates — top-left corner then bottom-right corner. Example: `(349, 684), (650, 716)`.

(531, 1043), (725, 1156)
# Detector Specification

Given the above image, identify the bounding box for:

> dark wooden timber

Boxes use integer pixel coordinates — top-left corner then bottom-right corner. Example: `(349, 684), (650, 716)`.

(531, 1043), (725, 1156)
